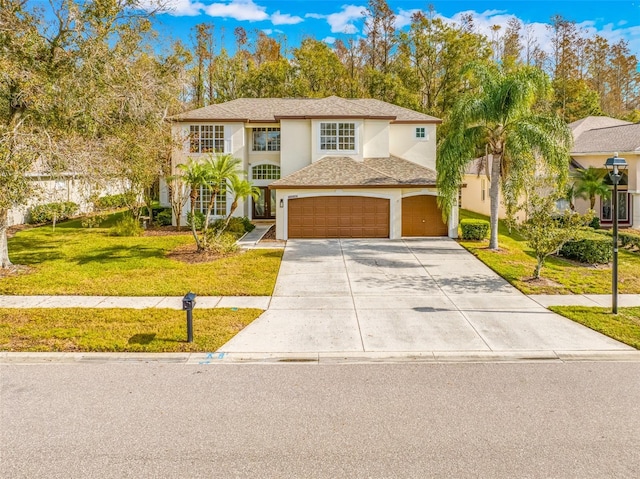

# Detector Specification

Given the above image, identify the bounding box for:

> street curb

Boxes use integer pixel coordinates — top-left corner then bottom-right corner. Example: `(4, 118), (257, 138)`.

(1, 350), (639, 365)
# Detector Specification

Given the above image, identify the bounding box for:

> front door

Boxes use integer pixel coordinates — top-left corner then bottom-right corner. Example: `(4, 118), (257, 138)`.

(253, 187), (276, 219)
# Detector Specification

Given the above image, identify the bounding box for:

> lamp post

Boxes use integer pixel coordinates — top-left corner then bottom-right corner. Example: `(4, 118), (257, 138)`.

(604, 154), (628, 314)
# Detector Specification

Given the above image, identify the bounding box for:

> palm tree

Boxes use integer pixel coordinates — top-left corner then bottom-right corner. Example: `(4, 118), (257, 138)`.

(200, 153), (242, 247)
(574, 167), (610, 210)
(219, 176), (260, 236)
(177, 159), (208, 250)
(437, 64), (573, 250)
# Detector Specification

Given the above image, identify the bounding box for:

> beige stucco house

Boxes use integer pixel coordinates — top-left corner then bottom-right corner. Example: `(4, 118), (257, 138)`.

(460, 116), (640, 229)
(169, 96), (457, 240)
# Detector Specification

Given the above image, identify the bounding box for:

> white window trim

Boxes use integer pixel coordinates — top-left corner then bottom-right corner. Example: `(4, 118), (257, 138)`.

(318, 121), (358, 154)
(415, 126), (429, 141)
(187, 124), (227, 154)
(252, 127), (281, 152)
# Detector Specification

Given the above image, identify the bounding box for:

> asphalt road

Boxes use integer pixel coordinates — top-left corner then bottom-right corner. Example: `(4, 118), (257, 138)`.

(2, 361), (639, 478)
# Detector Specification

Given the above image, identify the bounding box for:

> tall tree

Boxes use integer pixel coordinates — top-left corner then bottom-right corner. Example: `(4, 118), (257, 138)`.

(437, 64), (573, 250)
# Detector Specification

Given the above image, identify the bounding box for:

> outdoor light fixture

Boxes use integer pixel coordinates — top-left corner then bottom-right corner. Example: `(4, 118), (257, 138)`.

(279, 198), (284, 208)
(604, 153), (628, 314)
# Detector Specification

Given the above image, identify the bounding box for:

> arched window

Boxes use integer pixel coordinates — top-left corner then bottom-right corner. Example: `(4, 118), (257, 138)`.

(252, 164), (281, 180)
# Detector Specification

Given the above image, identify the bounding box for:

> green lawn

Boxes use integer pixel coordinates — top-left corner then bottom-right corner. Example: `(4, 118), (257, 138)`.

(2, 214), (282, 296)
(0, 307), (262, 352)
(458, 209), (640, 295)
(549, 306), (640, 350)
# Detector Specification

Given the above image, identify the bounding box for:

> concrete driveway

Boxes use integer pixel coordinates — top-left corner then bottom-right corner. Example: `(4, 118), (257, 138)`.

(219, 238), (632, 357)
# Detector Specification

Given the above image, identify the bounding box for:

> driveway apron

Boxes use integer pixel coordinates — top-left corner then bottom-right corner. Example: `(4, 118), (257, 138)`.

(219, 238), (631, 354)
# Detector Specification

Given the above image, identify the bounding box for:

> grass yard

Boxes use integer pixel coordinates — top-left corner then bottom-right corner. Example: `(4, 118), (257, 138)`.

(549, 306), (640, 349)
(0, 307), (262, 352)
(1, 214), (282, 296)
(458, 209), (640, 295)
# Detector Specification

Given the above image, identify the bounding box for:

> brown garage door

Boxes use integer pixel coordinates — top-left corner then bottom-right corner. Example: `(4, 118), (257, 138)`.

(402, 195), (448, 236)
(288, 196), (389, 238)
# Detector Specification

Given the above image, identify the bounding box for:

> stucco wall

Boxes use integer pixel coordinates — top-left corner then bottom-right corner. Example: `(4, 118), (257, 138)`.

(389, 123), (437, 170)
(363, 120), (390, 158)
(460, 174), (525, 223)
(280, 119), (312, 176)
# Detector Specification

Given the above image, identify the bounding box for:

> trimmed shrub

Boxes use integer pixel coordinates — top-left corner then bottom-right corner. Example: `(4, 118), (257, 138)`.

(155, 209), (173, 226)
(241, 216), (255, 233)
(559, 230), (612, 264)
(187, 211), (205, 230)
(206, 231), (239, 255)
(94, 193), (132, 210)
(110, 215), (143, 237)
(210, 217), (255, 238)
(29, 202), (78, 224)
(460, 219), (489, 240)
(620, 230), (640, 250)
(588, 216), (601, 229)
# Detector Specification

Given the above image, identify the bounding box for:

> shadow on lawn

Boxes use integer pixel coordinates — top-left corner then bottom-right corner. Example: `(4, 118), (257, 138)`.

(76, 245), (166, 264)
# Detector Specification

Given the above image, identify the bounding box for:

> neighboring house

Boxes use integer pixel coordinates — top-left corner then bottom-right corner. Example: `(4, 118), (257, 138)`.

(8, 169), (123, 226)
(460, 116), (640, 229)
(169, 96), (458, 240)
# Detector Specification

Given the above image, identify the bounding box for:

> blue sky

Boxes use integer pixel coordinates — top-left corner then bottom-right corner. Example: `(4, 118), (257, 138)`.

(142, 0), (640, 57)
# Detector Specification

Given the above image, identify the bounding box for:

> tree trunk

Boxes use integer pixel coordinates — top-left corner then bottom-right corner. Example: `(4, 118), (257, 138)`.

(189, 189), (202, 251)
(489, 154), (501, 250)
(533, 258), (543, 279)
(0, 209), (13, 269)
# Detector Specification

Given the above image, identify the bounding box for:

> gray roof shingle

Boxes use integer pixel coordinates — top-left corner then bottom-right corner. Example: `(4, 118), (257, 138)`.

(170, 96), (441, 123)
(572, 123), (640, 154)
(270, 156), (437, 189)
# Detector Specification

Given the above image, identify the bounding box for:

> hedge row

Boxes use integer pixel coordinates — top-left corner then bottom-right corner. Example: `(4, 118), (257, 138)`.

(29, 202), (78, 224)
(460, 219), (489, 240)
(93, 193), (134, 210)
(559, 230), (612, 264)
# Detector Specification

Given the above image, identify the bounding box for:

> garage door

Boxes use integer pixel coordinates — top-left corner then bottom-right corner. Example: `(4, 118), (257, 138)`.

(402, 195), (448, 236)
(288, 196), (389, 238)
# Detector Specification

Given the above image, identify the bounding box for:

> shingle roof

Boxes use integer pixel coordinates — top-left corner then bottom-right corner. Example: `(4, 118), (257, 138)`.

(572, 123), (640, 154)
(270, 156), (437, 189)
(170, 96), (441, 123)
(569, 116), (632, 140)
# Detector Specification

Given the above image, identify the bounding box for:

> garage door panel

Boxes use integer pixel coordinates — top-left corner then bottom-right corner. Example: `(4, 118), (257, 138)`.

(402, 195), (447, 237)
(288, 196), (389, 239)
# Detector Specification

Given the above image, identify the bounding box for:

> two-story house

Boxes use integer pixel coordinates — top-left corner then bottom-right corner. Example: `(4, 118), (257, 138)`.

(169, 96), (457, 240)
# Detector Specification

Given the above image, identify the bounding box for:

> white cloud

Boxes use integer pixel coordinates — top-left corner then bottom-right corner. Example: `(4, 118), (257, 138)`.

(323, 36), (336, 44)
(305, 13), (326, 20)
(326, 5), (366, 34)
(138, 0), (204, 16)
(204, 0), (269, 22)
(395, 8), (420, 29)
(262, 29), (273, 35)
(271, 10), (303, 25)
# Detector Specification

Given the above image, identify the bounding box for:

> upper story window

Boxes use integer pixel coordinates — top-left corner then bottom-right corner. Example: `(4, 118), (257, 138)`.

(190, 125), (224, 154)
(252, 164), (281, 180)
(252, 128), (280, 151)
(320, 122), (355, 151)
(415, 127), (427, 139)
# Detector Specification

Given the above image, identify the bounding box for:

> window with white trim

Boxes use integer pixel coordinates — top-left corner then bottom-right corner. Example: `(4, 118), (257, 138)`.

(189, 125), (224, 154)
(415, 127), (426, 139)
(252, 128), (280, 151)
(320, 122), (355, 151)
(252, 164), (281, 180)
(195, 182), (227, 216)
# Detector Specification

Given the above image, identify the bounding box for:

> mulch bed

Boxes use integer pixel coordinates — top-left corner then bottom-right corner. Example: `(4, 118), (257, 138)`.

(166, 243), (239, 264)
(0, 264), (33, 279)
(257, 225), (285, 245)
(144, 226), (193, 237)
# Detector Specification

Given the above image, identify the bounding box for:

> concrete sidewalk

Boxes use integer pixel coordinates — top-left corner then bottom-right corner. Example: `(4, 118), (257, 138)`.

(0, 295), (271, 310)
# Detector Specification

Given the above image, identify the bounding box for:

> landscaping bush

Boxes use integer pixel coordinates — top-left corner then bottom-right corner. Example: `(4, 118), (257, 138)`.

(29, 202), (78, 224)
(187, 211), (205, 230)
(210, 216), (255, 238)
(241, 216), (255, 233)
(620, 230), (640, 250)
(206, 231), (239, 255)
(559, 230), (612, 264)
(460, 219), (489, 240)
(155, 209), (173, 226)
(588, 216), (601, 229)
(94, 193), (133, 210)
(110, 215), (143, 237)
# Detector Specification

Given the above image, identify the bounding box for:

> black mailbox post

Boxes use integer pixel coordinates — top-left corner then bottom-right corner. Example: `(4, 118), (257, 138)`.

(182, 292), (197, 342)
